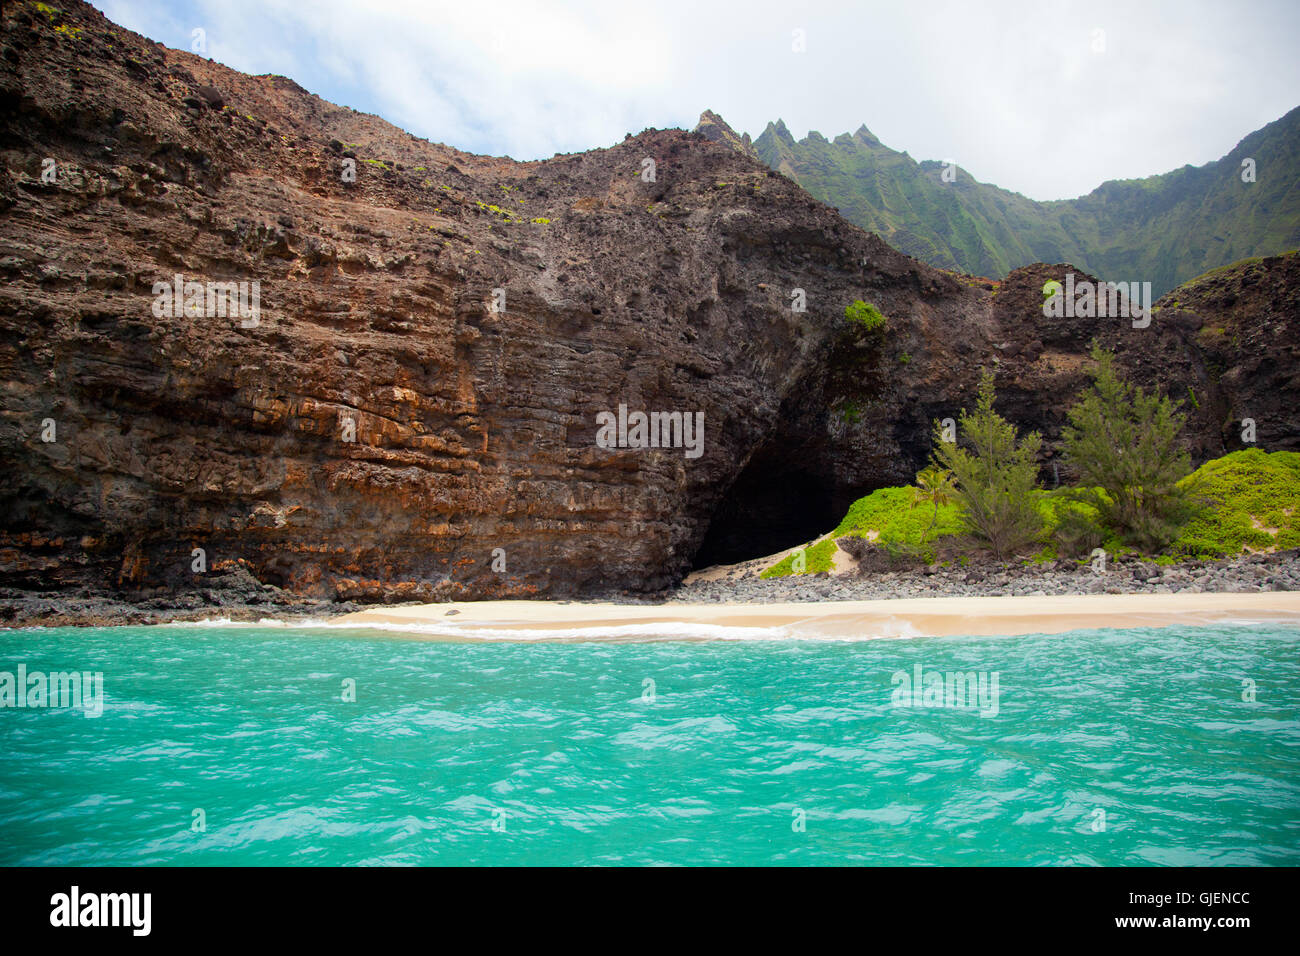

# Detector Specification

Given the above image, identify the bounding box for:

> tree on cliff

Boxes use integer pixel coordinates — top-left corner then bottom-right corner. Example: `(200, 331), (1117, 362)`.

(931, 370), (1044, 560)
(1060, 346), (1197, 552)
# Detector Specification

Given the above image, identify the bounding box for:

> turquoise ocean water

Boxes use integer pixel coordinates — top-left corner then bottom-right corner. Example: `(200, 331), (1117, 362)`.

(1, 621), (1297, 866)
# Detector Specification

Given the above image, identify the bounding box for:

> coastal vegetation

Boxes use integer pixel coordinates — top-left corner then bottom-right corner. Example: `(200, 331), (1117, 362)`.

(835, 485), (963, 560)
(1058, 346), (1197, 552)
(765, 450), (1300, 576)
(912, 465), (956, 536)
(764, 355), (1296, 576)
(1168, 449), (1300, 558)
(931, 369), (1044, 560)
(759, 537), (838, 577)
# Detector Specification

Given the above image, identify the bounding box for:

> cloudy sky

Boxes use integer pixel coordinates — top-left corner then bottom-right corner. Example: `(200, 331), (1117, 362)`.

(93, 0), (1300, 200)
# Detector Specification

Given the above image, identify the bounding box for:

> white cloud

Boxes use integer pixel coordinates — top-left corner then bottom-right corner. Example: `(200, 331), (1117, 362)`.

(93, 0), (1300, 199)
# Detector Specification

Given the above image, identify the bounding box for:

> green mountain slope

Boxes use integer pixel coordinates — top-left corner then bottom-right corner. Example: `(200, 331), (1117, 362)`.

(730, 107), (1300, 296)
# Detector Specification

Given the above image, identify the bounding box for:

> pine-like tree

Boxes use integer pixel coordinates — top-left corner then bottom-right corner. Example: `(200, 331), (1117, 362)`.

(1061, 346), (1195, 552)
(932, 369), (1044, 560)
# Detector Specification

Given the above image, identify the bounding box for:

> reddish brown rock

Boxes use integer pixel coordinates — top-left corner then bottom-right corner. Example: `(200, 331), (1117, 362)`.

(0, 1), (1294, 603)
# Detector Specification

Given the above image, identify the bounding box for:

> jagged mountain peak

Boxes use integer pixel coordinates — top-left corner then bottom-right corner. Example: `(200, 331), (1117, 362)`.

(693, 109), (757, 159)
(853, 124), (882, 146)
(767, 118), (797, 144)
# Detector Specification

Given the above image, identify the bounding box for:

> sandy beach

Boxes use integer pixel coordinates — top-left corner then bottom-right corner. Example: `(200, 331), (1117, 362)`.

(337, 591), (1300, 640)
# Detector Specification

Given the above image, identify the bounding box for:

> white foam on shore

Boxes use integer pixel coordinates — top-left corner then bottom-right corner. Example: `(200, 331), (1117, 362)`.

(155, 615), (931, 642)
(357, 620), (795, 642)
(126, 608), (1300, 642)
(159, 616), (299, 629)
(1215, 617), (1300, 630)
(176, 617), (797, 641)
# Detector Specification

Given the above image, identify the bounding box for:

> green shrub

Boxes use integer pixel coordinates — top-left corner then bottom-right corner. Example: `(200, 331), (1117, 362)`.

(845, 300), (887, 332)
(760, 538), (838, 577)
(830, 485), (964, 564)
(833, 486), (959, 539)
(1044, 494), (1108, 558)
(1167, 449), (1300, 558)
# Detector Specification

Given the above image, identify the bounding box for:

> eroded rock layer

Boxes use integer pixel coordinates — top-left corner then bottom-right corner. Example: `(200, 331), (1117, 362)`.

(0, 1), (1294, 601)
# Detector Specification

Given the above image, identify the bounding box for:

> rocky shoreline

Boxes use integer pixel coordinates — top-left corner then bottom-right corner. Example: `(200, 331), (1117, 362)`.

(0, 564), (359, 628)
(3, 549), (1299, 628)
(666, 548), (1300, 603)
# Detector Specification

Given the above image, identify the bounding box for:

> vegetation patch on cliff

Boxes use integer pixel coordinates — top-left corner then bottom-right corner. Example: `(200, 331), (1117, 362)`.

(845, 299), (887, 333)
(1168, 450), (1300, 558)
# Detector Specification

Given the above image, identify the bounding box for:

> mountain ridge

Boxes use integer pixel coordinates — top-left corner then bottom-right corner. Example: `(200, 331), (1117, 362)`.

(698, 108), (1300, 295)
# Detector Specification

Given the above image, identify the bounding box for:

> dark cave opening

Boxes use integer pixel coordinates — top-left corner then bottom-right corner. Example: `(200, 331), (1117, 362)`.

(692, 448), (840, 569)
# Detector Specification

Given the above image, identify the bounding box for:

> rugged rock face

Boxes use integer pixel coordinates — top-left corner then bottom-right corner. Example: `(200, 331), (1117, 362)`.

(0, 1), (1295, 603)
(1153, 254), (1300, 451)
(986, 254), (1300, 471)
(693, 110), (759, 161)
